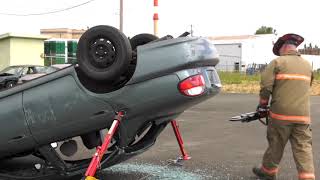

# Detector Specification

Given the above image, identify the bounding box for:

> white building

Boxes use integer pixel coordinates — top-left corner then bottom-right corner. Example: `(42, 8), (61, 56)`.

(302, 55), (320, 71)
(209, 34), (278, 72)
(209, 34), (320, 71)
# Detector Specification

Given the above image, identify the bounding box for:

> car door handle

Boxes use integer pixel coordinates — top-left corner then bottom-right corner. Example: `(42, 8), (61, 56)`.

(93, 110), (108, 116)
(8, 135), (26, 142)
(90, 110), (111, 120)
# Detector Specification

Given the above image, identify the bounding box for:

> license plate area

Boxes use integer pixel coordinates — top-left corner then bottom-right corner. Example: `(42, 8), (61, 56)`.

(206, 69), (221, 87)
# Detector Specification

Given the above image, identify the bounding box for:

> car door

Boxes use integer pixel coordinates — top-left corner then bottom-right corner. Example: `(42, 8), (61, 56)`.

(0, 92), (37, 158)
(22, 74), (115, 145)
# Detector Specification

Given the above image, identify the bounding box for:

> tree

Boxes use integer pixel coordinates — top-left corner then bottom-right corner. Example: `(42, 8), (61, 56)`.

(255, 26), (276, 35)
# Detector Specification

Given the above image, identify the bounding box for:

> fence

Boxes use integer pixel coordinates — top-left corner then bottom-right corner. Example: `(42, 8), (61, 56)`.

(44, 55), (77, 66)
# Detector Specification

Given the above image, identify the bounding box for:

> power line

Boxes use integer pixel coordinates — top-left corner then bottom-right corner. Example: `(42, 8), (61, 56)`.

(0, 0), (96, 16)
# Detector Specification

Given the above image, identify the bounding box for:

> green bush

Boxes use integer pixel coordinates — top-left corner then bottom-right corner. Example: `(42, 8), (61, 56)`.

(314, 72), (320, 80)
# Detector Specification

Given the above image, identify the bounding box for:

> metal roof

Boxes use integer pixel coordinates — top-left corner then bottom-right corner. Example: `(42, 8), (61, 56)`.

(0, 33), (49, 40)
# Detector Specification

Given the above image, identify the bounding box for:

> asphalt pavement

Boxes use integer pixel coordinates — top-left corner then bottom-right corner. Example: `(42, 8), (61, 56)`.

(3, 93), (319, 180)
(94, 93), (320, 180)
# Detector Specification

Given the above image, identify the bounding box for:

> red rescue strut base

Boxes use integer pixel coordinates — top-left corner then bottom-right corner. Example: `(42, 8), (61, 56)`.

(84, 111), (125, 180)
(171, 120), (191, 161)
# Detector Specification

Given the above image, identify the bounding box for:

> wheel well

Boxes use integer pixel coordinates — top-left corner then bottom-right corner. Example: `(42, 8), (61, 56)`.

(75, 67), (129, 93)
(124, 122), (168, 153)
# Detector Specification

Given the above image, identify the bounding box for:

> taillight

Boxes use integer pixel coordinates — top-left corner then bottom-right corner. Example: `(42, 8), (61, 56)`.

(178, 74), (205, 96)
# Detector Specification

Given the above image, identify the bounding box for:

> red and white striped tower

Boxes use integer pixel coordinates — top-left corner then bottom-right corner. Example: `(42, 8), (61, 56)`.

(153, 0), (159, 36)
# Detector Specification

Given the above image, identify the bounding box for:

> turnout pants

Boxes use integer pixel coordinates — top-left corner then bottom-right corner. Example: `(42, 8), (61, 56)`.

(261, 120), (315, 180)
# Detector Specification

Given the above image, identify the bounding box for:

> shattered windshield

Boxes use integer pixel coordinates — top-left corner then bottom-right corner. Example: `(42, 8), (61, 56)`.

(0, 67), (24, 75)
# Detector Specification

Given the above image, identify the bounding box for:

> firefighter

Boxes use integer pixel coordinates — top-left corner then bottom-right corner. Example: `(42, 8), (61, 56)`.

(253, 33), (315, 180)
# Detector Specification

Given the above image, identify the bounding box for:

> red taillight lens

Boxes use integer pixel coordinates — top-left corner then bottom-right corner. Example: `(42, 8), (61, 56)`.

(178, 74), (205, 96)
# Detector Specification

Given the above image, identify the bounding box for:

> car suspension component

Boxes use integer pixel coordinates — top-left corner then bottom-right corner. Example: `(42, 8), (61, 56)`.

(84, 111), (125, 180)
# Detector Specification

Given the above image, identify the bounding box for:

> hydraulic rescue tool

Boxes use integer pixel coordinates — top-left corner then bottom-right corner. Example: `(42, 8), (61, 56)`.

(229, 108), (269, 125)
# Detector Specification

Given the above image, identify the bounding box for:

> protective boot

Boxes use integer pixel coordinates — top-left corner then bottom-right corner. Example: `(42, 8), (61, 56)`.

(252, 167), (277, 180)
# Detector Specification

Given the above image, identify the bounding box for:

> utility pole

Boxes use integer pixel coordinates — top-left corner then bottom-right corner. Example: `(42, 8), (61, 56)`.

(190, 24), (193, 37)
(120, 0), (123, 32)
(153, 0), (159, 36)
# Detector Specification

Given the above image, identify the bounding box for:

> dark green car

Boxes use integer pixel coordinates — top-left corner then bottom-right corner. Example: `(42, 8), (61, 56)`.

(0, 25), (221, 179)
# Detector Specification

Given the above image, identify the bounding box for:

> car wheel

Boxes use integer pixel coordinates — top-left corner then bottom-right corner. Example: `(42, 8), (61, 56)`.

(130, 33), (159, 51)
(5, 81), (15, 88)
(77, 25), (132, 82)
(125, 33), (159, 78)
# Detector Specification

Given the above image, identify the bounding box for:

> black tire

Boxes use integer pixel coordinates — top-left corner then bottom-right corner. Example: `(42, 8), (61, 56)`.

(5, 81), (15, 88)
(77, 25), (132, 82)
(81, 131), (102, 149)
(130, 33), (159, 51)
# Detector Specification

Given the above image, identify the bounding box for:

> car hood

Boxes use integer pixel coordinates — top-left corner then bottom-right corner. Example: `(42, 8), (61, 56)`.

(0, 73), (19, 83)
(0, 73), (15, 77)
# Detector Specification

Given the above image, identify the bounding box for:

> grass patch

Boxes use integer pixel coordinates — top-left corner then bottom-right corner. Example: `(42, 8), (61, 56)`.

(219, 71), (320, 95)
(314, 72), (320, 80)
(219, 71), (320, 83)
(218, 71), (260, 84)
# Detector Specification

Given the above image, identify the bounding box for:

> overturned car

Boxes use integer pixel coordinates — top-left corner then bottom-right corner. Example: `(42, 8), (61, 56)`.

(0, 25), (221, 179)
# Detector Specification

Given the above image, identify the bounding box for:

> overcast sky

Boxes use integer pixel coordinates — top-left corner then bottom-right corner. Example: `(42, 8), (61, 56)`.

(1, 0), (319, 46)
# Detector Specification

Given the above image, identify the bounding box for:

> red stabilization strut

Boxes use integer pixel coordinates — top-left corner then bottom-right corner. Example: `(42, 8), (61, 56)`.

(171, 120), (191, 160)
(84, 111), (124, 178)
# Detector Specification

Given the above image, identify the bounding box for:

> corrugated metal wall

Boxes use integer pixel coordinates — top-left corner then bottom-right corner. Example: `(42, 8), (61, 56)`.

(214, 43), (242, 71)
